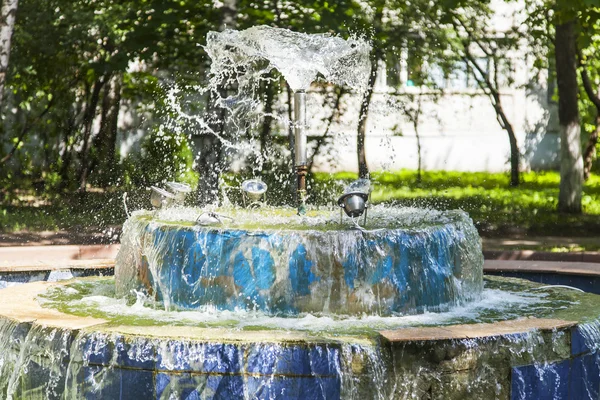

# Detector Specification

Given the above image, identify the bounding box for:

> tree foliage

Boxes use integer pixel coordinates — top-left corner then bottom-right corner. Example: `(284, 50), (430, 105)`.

(1, 0), (599, 210)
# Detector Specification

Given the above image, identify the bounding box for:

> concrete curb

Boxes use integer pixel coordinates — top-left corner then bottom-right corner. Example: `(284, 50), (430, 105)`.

(483, 249), (600, 263)
(0, 244), (120, 263)
(483, 259), (600, 277)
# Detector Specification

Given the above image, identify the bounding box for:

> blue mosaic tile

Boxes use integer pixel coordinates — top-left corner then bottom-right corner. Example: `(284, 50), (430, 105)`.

(132, 219), (478, 315)
(157, 341), (241, 374)
(246, 344), (340, 377)
(572, 326), (593, 356)
(120, 368), (154, 399)
(84, 365), (121, 400)
(569, 352), (600, 400)
(115, 336), (156, 370)
(19, 359), (64, 400)
(511, 359), (569, 400)
(156, 372), (243, 399)
(309, 346), (340, 376)
(246, 344), (311, 376)
(155, 372), (171, 397)
(81, 337), (113, 366)
(84, 366), (154, 400)
(246, 376), (340, 400)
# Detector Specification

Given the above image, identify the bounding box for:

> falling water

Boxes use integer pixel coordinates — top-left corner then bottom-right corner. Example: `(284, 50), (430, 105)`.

(114, 206), (484, 316)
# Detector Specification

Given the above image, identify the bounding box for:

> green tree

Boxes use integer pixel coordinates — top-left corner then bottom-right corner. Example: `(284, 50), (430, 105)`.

(577, 8), (600, 180)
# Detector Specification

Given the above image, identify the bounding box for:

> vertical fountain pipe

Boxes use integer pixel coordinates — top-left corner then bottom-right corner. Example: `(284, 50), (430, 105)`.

(294, 90), (307, 215)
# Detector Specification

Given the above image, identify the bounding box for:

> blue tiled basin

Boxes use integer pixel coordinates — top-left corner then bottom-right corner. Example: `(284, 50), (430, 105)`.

(115, 207), (484, 315)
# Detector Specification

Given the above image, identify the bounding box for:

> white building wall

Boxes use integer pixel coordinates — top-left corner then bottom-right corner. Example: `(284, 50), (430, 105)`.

(303, 0), (559, 174)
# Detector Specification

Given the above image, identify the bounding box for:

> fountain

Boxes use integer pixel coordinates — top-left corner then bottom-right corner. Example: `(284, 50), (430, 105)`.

(0, 26), (599, 400)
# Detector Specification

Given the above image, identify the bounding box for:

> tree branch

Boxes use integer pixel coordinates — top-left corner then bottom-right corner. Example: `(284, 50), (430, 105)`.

(579, 59), (600, 111)
(1, 97), (55, 164)
(308, 87), (345, 173)
(452, 13), (493, 58)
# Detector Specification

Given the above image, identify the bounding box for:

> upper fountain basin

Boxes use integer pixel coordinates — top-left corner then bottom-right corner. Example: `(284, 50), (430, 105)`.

(115, 206), (484, 316)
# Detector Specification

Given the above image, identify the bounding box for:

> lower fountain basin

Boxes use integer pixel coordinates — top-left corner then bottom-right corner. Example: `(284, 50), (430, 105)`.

(115, 207), (484, 315)
(0, 275), (599, 399)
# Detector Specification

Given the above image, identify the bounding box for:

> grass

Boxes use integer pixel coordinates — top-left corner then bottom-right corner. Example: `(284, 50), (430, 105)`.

(313, 170), (600, 237)
(0, 189), (134, 233)
(2, 170), (600, 244)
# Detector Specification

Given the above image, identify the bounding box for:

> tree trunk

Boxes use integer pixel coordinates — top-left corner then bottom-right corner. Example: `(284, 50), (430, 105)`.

(58, 116), (76, 190)
(580, 65), (600, 181)
(357, 48), (380, 179)
(583, 114), (599, 180)
(464, 49), (520, 187)
(194, 94), (225, 205)
(0, 0), (18, 108)
(259, 75), (275, 161)
(357, 3), (384, 180)
(503, 115), (520, 187)
(105, 75), (122, 178)
(555, 19), (583, 213)
(414, 120), (422, 183)
(194, 0), (236, 205)
(308, 87), (345, 174)
(356, 65), (375, 179)
(78, 77), (107, 191)
(286, 82), (295, 168)
(89, 75), (122, 187)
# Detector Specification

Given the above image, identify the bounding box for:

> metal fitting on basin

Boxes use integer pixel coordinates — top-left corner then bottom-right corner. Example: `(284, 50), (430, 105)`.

(166, 182), (192, 205)
(150, 186), (177, 209)
(338, 192), (369, 218)
(241, 179), (267, 207)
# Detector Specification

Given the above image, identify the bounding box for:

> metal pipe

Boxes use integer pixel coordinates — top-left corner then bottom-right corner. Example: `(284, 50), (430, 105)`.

(294, 90), (307, 215)
(294, 91), (307, 166)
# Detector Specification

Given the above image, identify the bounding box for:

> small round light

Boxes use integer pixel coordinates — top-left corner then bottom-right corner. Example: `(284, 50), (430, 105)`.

(337, 192), (369, 218)
(166, 182), (192, 204)
(241, 179), (268, 202)
(150, 186), (176, 209)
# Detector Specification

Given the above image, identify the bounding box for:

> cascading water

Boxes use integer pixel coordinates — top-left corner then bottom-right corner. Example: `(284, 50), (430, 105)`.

(114, 206), (484, 316)
(0, 26), (599, 400)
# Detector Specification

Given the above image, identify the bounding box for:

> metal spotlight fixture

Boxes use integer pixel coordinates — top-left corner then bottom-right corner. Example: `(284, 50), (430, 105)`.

(166, 181), (192, 205)
(150, 186), (177, 209)
(241, 179), (267, 207)
(338, 191), (370, 228)
(338, 192), (369, 218)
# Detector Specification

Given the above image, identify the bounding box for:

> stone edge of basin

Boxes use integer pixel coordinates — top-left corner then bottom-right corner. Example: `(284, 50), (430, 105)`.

(0, 280), (368, 345)
(0, 278), (582, 347)
(379, 318), (577, 343)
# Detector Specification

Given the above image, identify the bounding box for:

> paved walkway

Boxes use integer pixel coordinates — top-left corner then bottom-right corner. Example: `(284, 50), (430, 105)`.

(482, 236), (600, 251)
(0, 244), (119, 263)
(0, 230), (118, 246)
